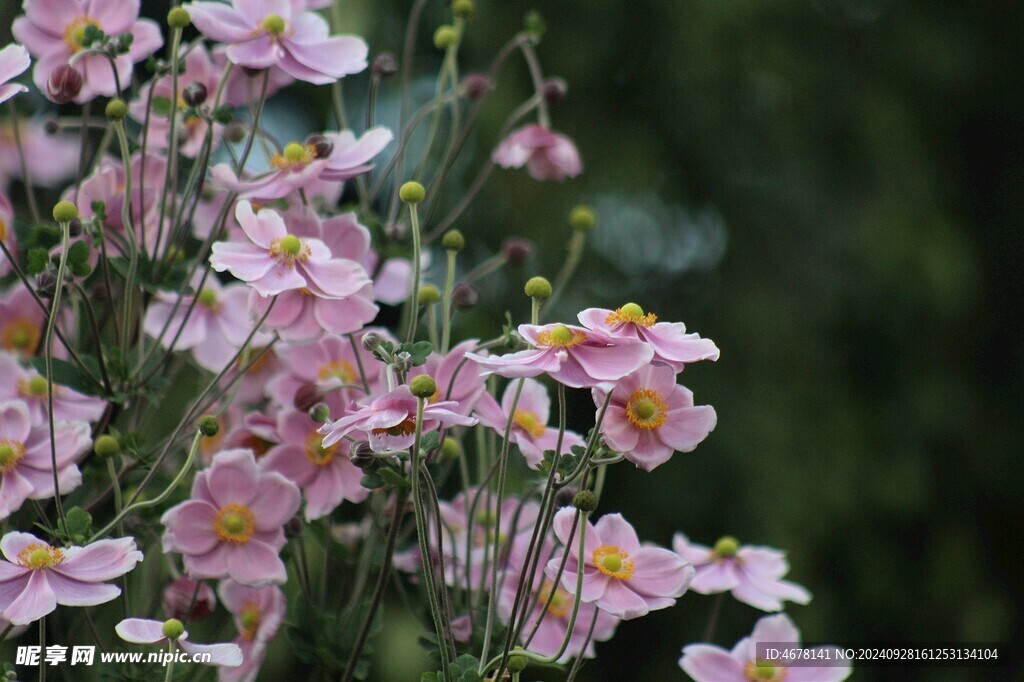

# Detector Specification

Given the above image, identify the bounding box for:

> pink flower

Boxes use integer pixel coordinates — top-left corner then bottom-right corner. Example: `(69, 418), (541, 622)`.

(546, 508), (694, 620)
(129, 45), (225, 157)
(578, 304), (720, 371)
(185, 0), (367, 84)
(467, 323), (653, 389)
(594, 364), (716, 471)
(0, 284), (45, 358)
(143, 274), (272, 373)
(408, 339), (489, 417)
(247, 207), (377, 341)
(672, 535), (812, 612)
(116, 617), (243, 667)
(0, 44), (30, 104)
(162, 577), (217, 621)
(0, 352), (105, 425)
(680, 613), (851, 682)
(13, 0), (163, 103)
(211, 127), (392, 200)
(0, 400), (90, 520)
(474, 378), (585, 468)
(493, 124), (582, 181)
(161, 448), (301, 586)
(498, 537), (618, 662)
(0, 119), (79, 189)
(0, 191), (17, 277)
(210, 200), (370, 298)
(217, 579), (286, 682)
(261, 409), (368, 520)
(319, 385), (477, 452)
(0, 531), (142, 625)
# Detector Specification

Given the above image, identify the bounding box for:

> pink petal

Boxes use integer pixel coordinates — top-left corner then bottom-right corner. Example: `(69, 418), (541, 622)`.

(210, 242), (277, 281)
(185, 2), (256, 42)
(658, 403), (717, 452)
(46, 571), (121, 606)
(300, 258), (369, 299)
(249, 471), (301, 531)
(208, 449), (262, 507)
(226, 541), (287, 586)
(594, 579), (650, 619)
(88, 0), (139, 34)
(237, 201), (287, 248)
(160, 501), (221, 555)
(180, 639), (244, 666)
(3, 570), (56, 624)
(569, 342), (653, 383)
(690, 562), (741, 593)
(52, 536), (142, 582)
(679, 644), (746, 682)
(626, 547), (693, 599)
(116, 617), (167, 644)
(225, 35), (280, 70)
(593, 514), (641, 554)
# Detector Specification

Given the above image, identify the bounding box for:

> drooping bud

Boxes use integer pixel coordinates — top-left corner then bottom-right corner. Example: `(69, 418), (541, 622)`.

(523, 276), (552, 300)
(52, 201), (79, 224)
(361, 332), (382, 353)
(225, 122), (247, 143)
(105, 98), (128, 121)
(293, 383), (324, 412)
(572, 490), (598, 512)
(309, 403), (331, 424)
(372, 52), (398, 78)
(182, 81), (208, 107)
(542, 77), (568, 104)
(350, 441), (375, 468)
(554, 486), (578, 508)
(418, 284), (441, 306)
(306, 134), (334, 159)
(198, 415), (220, 437)
(161, 618), (185, 641)
(462, 72), (493, 100)
(441, 229), (465, 252)
(93, 435), (121, 458)
(409, 374), (437, 399)
(452, 282), (479, 311)
(399, 181), (425, 204)
(46, 65), (84, 104)
(502, 238), (533, 266)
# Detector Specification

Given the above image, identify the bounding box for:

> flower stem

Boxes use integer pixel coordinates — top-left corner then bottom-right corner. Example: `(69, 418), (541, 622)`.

(404, 202), (423, 343)
(6, 102), (40, 224)
(45, 219), (73, 534)
(440, 250), (457, 354)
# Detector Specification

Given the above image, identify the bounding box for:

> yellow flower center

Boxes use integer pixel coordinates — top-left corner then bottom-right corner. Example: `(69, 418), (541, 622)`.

(18, 375), (52, 398)
(214, 503), (256, 543)
(744, 660), (787, 681)
(0, 441), (26, 473)
(593, 545), (634, 579)
(17, 543), (65, 569)
(197, 288), (219, 309)
(536, 324), (586, 348)
(624, 388), (667, 430)
(512, 409), (545, 438)
(240, 602), (261, 641)
(713, 535), (740, 559)
(605, 302), (657, 327)
(371, 418), (417, 438)
(2, 319), (41, 353)
(304, 430), (338, 466)
(64, 17), (101, 53)
(537, 579), (571, 619)
(261, 14), (287, 36)
(317, 360), (356, 385)
(238, 346), (273, 375)
(271, 142), (315, 170)
(269, 235), (309, 267)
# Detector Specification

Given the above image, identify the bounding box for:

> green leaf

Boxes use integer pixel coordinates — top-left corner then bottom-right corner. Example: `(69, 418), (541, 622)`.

(360, 472), (385, 489)
(29, 356), (105, 397)
(64, 507), (92, 543)
(27, 247), (49, 275)
(151, 96), (172, 116)
(377, 466), (409, 492)
(213, 105), (235, 124)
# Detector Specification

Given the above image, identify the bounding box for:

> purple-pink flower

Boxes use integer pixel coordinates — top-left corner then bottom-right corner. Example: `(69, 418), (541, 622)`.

(210, 200), (370, 298)
(0, 191), (17, 277)
(408, 339), (489, 417)
(0, 400), (90, 521)
(546, 508), (694, 620)
(673, 535), (812, 612)
(0, 532), (142, 625)
(261, 409), (368, 520)
(0, 352), (106, 425)
(161, 448), (301, 586)
(13, 0), (163, 103)
(218, 579), (286, 682)
(162, 577), (216, 621)
(0, 44), (30, 104)
(467, 323), (653, 389)
(319, 385), (477, 452)
(185, 0), (367, 84)
(680, 613), (850, 682)
(578, 304), (720, 371)
(493, 124), (582, 181)
(474, 377), (585, 468)
(116, 617), (243, 667)
(594, 364), (716, 471)
(0, 119), (79, 189)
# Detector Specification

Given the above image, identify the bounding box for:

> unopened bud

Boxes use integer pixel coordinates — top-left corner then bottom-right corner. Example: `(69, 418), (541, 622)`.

(36, 271), (57, 298)
(399, 181), (425, 204)
(309, 403), (331, 424)
(306, 134), (334, 159)
(46, 65), (84, 105)
(93, 435), (121, 458)
(572, 490), (598, 512)
(441, 229), (465, 252)
(372, 52), (398, 78)
(105, 98), (128, 121)
(167, 7), (191, 29)
(452, 282), (479, 311)
(52, 200), (79, 224)
(569, 205), (597, 231)
(225, 122), (247, 143)
(361, 332), (382, 352)
(409, 374), (437, 399)
(182, 81), (208, 107)
(433, 25), (458, 50)
(452, 0), (475, 18)
(350, 441), (376, 468)
(198, 415), (219, 437)
(418, 284), (441, 306)
(462, 72), (493, 100)
(440, 437), (461, 460)
(542, 77), (568, 104)
(502, 238), (533, 266)
(554, 486), (578, 508)
(293, 383), (324, 412)
(161, 618), (185, 640)
(523, 276), (552, 300)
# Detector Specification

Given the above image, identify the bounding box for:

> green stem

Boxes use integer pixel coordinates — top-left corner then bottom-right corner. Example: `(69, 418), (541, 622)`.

(7, 103), (40, 224)
(45, 219), (73, 533)
(404, 202), (423, 343)
(441, 249), (457, 353)
(113, 120), (141, 360)
(164, 640), (176, 681)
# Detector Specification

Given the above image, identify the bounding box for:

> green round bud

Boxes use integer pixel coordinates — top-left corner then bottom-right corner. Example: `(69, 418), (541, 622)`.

(52, 200), (79, 224)
(162, 618), (185, 640)
(309, 403), (331, 424)
(105, 98), (128, 120)
(198, 415), (220, 437)
(568, 205), (597, 231)
(441, 229), (465, 252)
(93, 435), (121, 458)
(409, 374), (437, 399)
(433, 25), (459, 50)
(713, 535), (740, 558)
(572, 490), (598, 512)
(440, 436), (461, 460)
(262, 13), (286, 36)
(399, 181), (425, 204)
(452, 0), (475, 18)
(524, 276), (552, 300)
(418, 284), (441, 306)
(507, 651), (529, 673)
(279, 234), (302, 256)
(167, 7), (191, 29)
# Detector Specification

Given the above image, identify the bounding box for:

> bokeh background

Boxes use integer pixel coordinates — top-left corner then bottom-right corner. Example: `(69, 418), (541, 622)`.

(2, 1), (1021, 680)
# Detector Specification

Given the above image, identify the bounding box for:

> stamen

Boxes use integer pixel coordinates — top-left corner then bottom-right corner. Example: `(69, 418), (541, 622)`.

(536, 325), (586, 348)
(0, 440), (26, 473)
(17, 543), (65, 569)
(304, 431), (338, 466)
(592, 545), (635, 579)
(2, 319), (41, 353)
(605, 302), (657, 327)
(371, 418), (417, 438)
(512, 409), (546, 438)
(624, 388), (667, 430)
(214, 504), (256, 543)
(270, 142), (316, 170)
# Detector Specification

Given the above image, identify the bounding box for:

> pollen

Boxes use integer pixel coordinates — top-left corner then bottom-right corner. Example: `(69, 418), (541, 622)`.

(214, 503), (256, 543)
(305, 430), (338, 466)
(593, 545), (634, 580)
(536, 324), (586, 348)
(64, 17), (101, 53)
(624, 388), (667, 430)
(512, 409), (546, 438)
(18, 375), (52, 398)
(268, 235), (311, 267)
(537, 579), (571, 619)
(0, 440), (25, 473)
(605, 302), (657, 327)
(240, 602), (262, 641)
(0, 217), (7, 241)
(2, 319), (41, 353)
(271, 142), (315, 170)
(317, 360), (356, 385)
(17, 543), (65, 569)
(371, 418), (417, 438)
(743, 660), (787, 681)
(197, 288), (219, 309)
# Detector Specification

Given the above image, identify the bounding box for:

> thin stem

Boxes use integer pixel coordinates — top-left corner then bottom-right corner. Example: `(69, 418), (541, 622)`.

(441, 249), (457, 354)
(44, 220), (73, 534)
(113, 120), (141, 360)
(703, 592), (725, 642)
(7, 103), (40, 224)
(403, 201), (423, 343)
(544, 229), (586, 315)
(163, 640), (176, 681)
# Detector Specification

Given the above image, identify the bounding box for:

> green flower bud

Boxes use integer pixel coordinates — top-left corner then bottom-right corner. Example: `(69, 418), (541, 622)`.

(399, 181), (425, 204)
(433, 25), (459, 50)
(162, 618), (185, 640)
(52, 200), (79, 224)
(309, 403), (331, 424)
(418, 284), (441, 306)
(198, 415), (220, 437)
(93, 435), (121, 458)
(524, 276), (552, 300)
(441, 229), (465, 252)
(440, 436), (461, 460)
(569, 204), (597, 231)
(507, 650), (529, 673)
(572, 490), (598, 512)
(452, 0), (475, 18)
(105, 98), (128, 120)
(713, 535), (740, 558)
(167, 7), (191, 29)
(409, 374), (437, 399)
